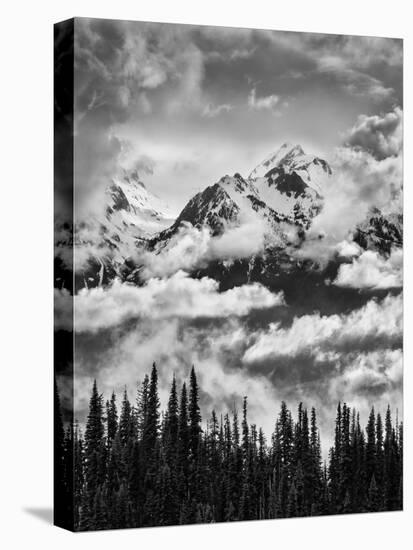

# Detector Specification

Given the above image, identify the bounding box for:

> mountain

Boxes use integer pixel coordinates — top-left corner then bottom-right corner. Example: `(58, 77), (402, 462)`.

(154, 144), (331, 255)
(55, 168), (174, 291)
(105, 168), (174, 240)
(354, 207), (403, 255)
(146, 143), (401, 309)
(248, 142), (331, 225)
(55, 142), (402, 296)
(249, 143), (331, 187)
(155, 172), (295, 247)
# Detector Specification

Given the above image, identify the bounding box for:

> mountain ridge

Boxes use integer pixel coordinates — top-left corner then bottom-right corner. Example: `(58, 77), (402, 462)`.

(54, 143), (402, 293)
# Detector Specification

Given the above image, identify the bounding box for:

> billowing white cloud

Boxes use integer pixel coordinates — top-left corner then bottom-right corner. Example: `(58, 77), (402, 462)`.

(335, 239), (362, 258)
(202, 103), (233, 118)
(329, 349), (402, 399)
(248, 88), (280, 111)
(73, 316), (282, 438)
(243, 293), (402, 363)
(333, 248), (402, 289)
(140, 217), (267, 279)
(344, 107), (403, 160)
(293, 138), (402, 265)
(72, 19), (209, 218)
(56, 271), (284, 333)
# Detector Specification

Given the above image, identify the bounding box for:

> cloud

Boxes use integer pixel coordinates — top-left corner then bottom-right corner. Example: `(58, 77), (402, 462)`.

(335, 239), (362, 258)
(344, 107), (403, 160)
(337, 36), (402, 70)
(248, 88), (280, 111)
(56, 271), (284, 333)
(73, 315), (283, 438)
(293, 128), (402, 265)
(243, 293), (402, 363)
(272, 33), (401, 102)
(328, 349), (402, 401)
(60, 23), (404, 451)
(332, 143), (401, 212)
(72, 19), (208, 217)
(202, 102), (233, 118)
(317, 57), (394, 101)
(333, 248), (402, 289)
(71, 289), (403, 449)
(140, 216), (267, 279)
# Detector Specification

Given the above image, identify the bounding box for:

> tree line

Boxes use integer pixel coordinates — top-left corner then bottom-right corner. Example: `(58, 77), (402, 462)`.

(55, 364), (403, 531)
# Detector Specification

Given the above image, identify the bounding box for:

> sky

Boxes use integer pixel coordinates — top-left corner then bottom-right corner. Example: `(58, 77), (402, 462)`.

(72, 17), (402, 214)
(55, 18), (404, 450)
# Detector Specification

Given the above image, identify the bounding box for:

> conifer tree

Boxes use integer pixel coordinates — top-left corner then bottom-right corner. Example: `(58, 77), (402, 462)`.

(119, 388), (132, 446)
(106, 392), (118, 446)
(164, 374), (179, 462)
(375, 412), (384, 499)
(367, 475), (381, 512)
(143, 364), (160, 458)
(84, 380), (104, 507)
(188, 366), (202, 460)
(365, 407), (376, 487)
(63, 367), (403, 529)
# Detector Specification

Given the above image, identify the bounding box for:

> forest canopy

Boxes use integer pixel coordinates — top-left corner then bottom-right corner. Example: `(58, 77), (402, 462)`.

(54, 364), (403, 531)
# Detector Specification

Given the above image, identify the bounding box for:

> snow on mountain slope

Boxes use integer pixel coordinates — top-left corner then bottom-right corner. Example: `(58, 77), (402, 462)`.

(106, 168), (175, 239)
(249, 142), (332, 193)
(155, 172), (295, 249)
(55, 168), (175, 290)
(55, 142), (402, 293)
(151, 144), (333, 263)
(354, 207), (403, 255)
(248, 143), (332, 224)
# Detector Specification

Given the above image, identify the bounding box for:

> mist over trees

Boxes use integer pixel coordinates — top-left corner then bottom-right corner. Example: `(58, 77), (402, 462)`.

(54, 364), (403, 531)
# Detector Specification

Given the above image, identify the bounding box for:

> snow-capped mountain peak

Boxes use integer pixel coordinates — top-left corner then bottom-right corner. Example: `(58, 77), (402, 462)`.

(249, 143), (304, 179)
(55, 166), (176, 291)
(107, 168), (174, 232)
(165, 173), (258, 237)
(249, 142), (332, 196)
(246, 143), (331, 223)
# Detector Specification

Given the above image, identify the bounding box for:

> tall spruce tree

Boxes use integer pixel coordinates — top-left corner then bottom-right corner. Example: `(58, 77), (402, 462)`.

(188, 366), (202, 460)
(84, 380), (104, 509)
(106, 391), (118, 445)
(143, 364), (160, 458)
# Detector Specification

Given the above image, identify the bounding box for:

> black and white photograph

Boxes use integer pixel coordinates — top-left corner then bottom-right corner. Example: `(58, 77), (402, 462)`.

(53, 17), (403, 532)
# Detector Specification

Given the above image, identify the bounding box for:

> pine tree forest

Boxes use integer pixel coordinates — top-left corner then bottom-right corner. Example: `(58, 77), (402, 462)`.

(54, 364), (403, 531)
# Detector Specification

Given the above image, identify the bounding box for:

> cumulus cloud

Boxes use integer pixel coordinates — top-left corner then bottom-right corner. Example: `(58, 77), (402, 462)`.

(72, 289), (403, 448)
(248, 88), (280, 111)
(344, 107), (403, 160)
(56, 271), (284, 333)
(328, 349), (402, 401)
(293, 134), (402, 265)
(202, 102), (233, 118)
(243, 293), (402, 363)
(73, 316), (283, 438)
(335, 239), (362, 258)
(333, 248), (402, 289)
(140, 216), (267, 279)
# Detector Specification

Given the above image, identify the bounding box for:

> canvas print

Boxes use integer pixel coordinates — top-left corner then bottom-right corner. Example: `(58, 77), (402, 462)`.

(54, 18), (403, 531)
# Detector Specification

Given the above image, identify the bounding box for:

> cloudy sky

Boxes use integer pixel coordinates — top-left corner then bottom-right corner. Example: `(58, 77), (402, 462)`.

(57, 18), (403, 449)
(73, 17), (402, 214)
